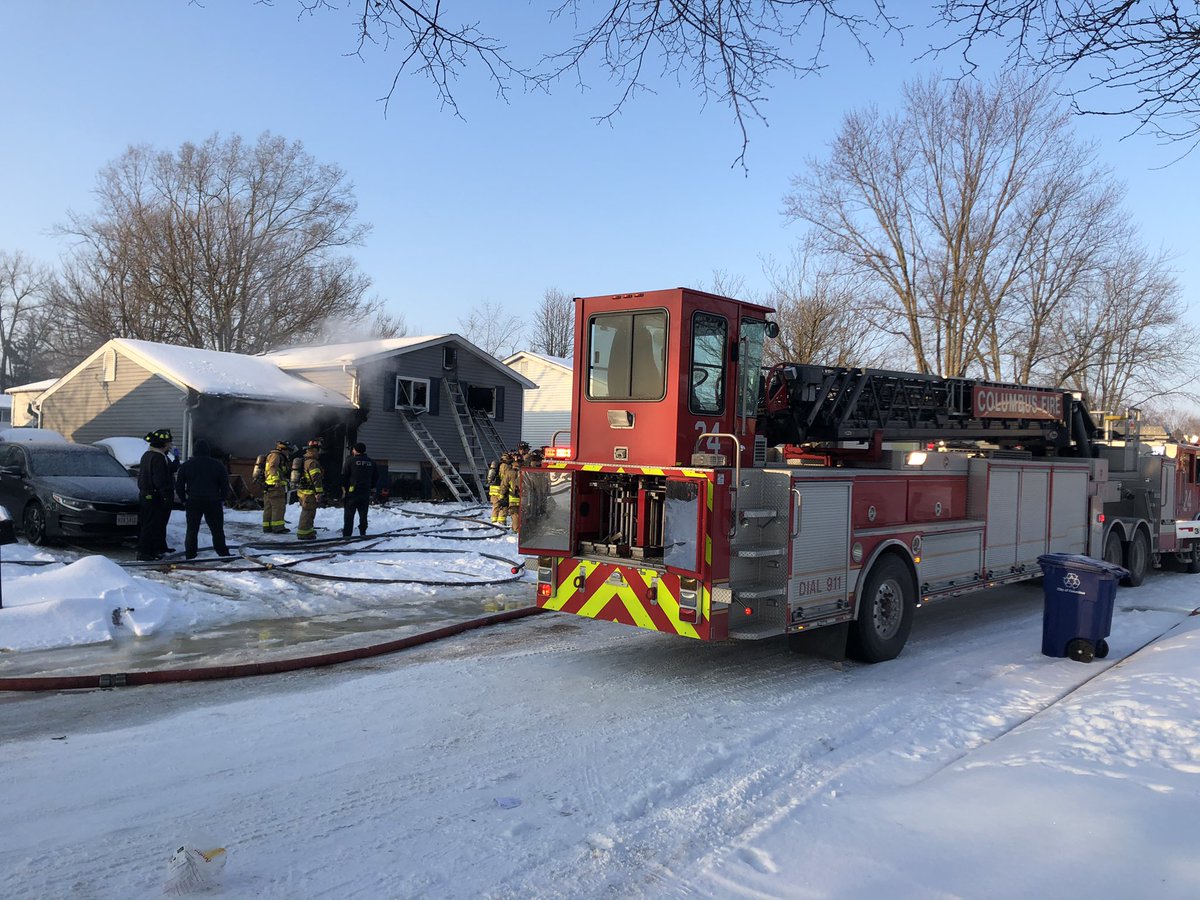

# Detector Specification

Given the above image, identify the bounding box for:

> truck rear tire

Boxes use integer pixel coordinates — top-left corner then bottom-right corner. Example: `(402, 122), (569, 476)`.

(1103, 530), (1123, 568)
(1124, 529), (1150, 587)
(849, 555), (914, 663)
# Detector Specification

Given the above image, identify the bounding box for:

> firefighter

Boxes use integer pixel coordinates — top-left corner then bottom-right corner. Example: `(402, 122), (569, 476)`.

(494, 452), (514, 525)
(137, 428), (176, 561)
(500, 451), (522, 533)
(293, 439), (325, 540)
(341, 442), (380, 537)
(175, 438), (232, 560)
(516, 441), (531, 464)
(486, 457), (504, 524)
(259, 440), (296, 534)
(523, 449), (546, 521)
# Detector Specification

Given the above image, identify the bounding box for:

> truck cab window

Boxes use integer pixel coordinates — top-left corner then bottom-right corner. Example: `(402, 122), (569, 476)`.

(587, 310), (667, 400)
(738, 319), (768, 419)
(689, 312), (727, 415)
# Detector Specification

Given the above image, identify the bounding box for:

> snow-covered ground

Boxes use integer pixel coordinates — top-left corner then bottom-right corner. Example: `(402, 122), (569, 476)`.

(1, 507), (1198, 898)
(0, 502), (531, 674)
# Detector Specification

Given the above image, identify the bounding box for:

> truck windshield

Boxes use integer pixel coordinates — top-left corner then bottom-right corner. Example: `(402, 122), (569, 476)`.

(587, 310), (667, 401)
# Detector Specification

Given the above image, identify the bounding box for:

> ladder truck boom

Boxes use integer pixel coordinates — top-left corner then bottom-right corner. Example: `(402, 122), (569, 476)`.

(761, 363), (1097, 455)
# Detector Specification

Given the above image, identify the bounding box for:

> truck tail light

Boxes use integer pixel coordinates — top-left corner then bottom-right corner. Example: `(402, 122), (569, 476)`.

(537, 556), (557, 599)
(678, 576), (699, 623)
(545, 446), (572, 460)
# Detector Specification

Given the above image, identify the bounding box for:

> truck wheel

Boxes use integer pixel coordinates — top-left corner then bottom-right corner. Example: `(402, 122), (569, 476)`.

(1124, 530), (1150, 587)
(23, 500), (49, 546)
(1102, 530), (1123, 568)
(849, 555), (914, 663)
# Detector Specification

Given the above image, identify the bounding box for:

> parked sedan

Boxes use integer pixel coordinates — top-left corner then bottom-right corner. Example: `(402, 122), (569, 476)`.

(0, 442), (141, 545)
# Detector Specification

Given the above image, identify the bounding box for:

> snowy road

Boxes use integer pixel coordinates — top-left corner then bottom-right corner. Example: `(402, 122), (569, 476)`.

(2, 571), (1198, 898)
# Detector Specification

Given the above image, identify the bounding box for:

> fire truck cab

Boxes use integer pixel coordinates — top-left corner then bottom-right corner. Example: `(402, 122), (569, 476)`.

(518, 287), (1200, 662)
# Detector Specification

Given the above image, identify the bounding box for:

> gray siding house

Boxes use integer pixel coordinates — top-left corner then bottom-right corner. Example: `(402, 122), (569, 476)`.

(7, 377), (58, 427)
(37, 339), (357, 459)
(267, 335), (534, 500)
(503, 351), (574, 451)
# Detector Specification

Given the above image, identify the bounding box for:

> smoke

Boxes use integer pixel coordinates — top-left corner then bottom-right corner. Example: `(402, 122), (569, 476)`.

(193, 399), (355, 459)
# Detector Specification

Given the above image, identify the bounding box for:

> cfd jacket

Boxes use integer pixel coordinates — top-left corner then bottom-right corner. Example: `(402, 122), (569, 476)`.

(342, 453), (380, 495)
(137, 449), (174, 502)
(176, 440), (231, 506)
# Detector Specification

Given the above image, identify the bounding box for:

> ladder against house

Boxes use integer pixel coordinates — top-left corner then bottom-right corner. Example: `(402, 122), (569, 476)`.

(472, 409), (507, 462)
(444, 378), (491, 492)
(398, 409), (479, 502)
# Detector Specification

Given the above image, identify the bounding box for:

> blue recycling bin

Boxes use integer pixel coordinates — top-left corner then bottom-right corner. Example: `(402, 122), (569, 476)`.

(1037, 553), (1128, 662)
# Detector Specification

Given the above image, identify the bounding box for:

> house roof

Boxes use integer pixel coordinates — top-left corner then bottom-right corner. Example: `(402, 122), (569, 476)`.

(266, 334), (537, 389)
(503, 351), (574, 373)
(39, 339), (356, 409)
(4, 378), (59, 395)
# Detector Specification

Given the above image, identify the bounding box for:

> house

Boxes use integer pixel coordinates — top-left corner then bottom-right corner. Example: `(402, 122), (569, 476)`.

(266, 335), (534, 500)
(503, 351), (573, 451)
(0, 395), (10, 426)
(5, 378), (59, 427)
(36, 339), (358, 461)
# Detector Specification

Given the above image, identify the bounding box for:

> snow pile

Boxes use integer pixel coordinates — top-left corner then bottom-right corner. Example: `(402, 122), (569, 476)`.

(0, 555), (173, 651)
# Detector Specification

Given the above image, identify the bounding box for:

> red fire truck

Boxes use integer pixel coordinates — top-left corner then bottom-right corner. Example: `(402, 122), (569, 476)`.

(518, 288), (1200, 661)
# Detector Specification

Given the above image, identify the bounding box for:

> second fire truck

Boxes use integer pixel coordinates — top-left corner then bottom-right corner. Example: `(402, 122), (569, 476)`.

(518, 288), (1200, 661)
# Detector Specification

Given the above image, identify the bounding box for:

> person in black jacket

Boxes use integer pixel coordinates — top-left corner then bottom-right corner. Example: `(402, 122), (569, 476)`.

(137, 428), (176, 561)
(176, 438), (232, 560)
(341, 442), (380, 537)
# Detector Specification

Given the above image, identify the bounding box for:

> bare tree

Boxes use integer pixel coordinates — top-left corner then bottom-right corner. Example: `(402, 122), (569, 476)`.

(1047, 245), (1193, 412)
(784, 74), (1123, 379)
(936, 0), (1200, 149)
(459, 300), (524, 358)
(761, 244), (896, 367)
(528, 288), (575, 359)
(50, 132), (391, 364)
(274, 3), (1200, 159)
(284, 1), (898, 164)
(0, 251), (54, 389)
(1142, 401), (1200, 441)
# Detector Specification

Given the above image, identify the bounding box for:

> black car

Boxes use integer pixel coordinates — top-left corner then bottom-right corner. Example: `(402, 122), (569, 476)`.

(0, 442), (141, 545)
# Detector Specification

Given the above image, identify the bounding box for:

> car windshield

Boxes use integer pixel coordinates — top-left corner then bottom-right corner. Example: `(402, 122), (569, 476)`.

(28, 448), (132, 477)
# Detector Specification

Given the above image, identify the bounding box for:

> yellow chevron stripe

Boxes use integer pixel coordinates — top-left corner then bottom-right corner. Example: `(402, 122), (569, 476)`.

(632, 569), (700, 639)
(642, 467), (664, 476)
(543, 559), (583, 611)
(582, 464), (603, 472)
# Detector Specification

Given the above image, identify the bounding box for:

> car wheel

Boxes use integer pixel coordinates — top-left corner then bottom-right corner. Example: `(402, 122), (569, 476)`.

(23, 500), (49, 546)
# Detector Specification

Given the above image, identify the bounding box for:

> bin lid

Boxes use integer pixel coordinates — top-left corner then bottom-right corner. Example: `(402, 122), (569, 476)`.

(1037, 553), (1129, 579)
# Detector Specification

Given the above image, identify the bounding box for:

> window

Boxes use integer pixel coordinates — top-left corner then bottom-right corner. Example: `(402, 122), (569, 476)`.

(689, 312), (727, 415)
(395, 376), (431, 411)
(587, 310), (667, 401)
(443, 346), (458, 370)
(738, 318), (768, 418)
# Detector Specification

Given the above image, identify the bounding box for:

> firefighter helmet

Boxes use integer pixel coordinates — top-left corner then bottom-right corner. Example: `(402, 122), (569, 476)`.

(517, 441), (530, 453)
(145, 428), (173, 448)
(307, 439), (322, 449)
(277, 440), (297, 454)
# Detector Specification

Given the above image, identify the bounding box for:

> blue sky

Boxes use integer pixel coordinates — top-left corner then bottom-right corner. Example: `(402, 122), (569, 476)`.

(2, 2), (1197, 337)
